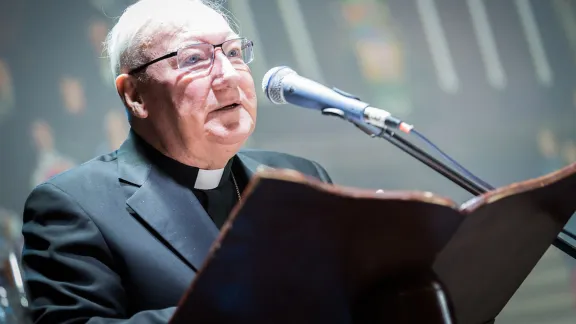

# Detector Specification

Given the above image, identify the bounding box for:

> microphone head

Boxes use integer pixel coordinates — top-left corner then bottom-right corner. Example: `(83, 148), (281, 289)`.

(261, 66), (297, 104)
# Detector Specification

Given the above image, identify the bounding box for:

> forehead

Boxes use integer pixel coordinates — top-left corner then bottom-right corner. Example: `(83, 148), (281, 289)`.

(148, 4), (236, 53)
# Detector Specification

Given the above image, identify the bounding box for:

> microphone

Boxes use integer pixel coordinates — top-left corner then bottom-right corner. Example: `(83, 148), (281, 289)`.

(261, 66), (413, 133)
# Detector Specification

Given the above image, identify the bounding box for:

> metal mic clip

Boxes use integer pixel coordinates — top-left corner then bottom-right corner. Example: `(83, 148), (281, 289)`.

(320, 89), (383, 138)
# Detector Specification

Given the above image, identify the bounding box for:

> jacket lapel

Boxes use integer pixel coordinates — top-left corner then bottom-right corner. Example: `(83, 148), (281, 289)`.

(117, 134), (219, 272)
(126, 167), (219, 272)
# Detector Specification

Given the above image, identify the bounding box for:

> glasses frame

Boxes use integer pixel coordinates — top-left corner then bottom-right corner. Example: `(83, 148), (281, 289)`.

(127, 37), (254, 75)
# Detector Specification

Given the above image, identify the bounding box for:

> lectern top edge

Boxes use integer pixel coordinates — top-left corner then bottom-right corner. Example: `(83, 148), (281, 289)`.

(460, 161), (576, 212)
(243, 162), (576, 213)
(246, 167), (459, 208)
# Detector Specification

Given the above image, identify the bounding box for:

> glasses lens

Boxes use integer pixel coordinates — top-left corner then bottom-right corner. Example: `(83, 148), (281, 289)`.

(223, 38), (254, 65)
(177, 43), (214, 72)
(176, 38), (254, 73)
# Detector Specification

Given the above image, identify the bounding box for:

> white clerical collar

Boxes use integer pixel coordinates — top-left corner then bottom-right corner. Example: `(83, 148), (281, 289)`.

(194, 168), (225, 190)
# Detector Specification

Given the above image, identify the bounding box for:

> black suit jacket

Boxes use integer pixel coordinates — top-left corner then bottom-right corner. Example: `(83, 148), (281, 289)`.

(21, 135), (332, 324)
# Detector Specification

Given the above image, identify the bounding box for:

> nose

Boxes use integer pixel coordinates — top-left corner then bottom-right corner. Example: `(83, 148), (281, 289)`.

(211, 50), (241, 90)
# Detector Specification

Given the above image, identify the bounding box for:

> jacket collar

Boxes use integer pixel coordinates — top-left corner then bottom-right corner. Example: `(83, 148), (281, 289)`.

(116, 132), (261, 271)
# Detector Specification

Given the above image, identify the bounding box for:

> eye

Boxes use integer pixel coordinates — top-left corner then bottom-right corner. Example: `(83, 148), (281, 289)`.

(179, 46), (211, 67)
(185, 54), (201, 64)
(227, 48), (241, 58)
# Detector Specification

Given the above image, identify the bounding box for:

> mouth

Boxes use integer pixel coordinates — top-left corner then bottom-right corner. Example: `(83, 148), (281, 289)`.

(214, 103), (241, 112)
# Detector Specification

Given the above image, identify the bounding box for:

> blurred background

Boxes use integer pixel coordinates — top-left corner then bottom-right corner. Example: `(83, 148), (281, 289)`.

(0, 0), (575, 322)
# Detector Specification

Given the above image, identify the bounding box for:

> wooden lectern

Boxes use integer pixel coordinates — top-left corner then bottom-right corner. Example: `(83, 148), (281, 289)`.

(169, 162), (576, 324)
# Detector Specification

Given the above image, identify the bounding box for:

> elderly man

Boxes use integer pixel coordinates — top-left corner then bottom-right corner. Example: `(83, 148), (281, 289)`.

(21, 0), (332, 323)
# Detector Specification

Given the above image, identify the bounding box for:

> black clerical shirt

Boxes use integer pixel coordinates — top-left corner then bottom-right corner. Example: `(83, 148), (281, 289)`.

(134, 134), (245, 229)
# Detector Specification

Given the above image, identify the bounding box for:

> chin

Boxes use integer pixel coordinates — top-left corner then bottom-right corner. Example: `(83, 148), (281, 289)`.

(205, 108), (255, 143)
(206, 122), (254, 146)
(211, 132), (251, 146)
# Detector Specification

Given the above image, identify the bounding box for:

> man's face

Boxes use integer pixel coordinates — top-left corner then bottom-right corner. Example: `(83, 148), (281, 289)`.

(137, 4), (257, 153)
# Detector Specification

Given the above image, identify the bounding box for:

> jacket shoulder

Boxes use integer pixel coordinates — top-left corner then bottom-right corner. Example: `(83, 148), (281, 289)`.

(240, 149), (317, 167)
(238, 149), (332, 183)
(37, 151), (119, 193)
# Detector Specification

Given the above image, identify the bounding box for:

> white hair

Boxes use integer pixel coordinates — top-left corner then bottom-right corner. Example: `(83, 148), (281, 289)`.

(104, 0), (238, 79)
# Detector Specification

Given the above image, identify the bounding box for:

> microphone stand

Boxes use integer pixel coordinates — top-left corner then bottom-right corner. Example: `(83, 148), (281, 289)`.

(376, 127), (492, 195)
(319, 108), (576, 324)
(324, 109), (576, 260)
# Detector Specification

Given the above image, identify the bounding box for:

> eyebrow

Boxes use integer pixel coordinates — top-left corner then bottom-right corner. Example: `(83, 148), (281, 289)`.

(171, 40), (203, 51)
(171, 32), (239, 51)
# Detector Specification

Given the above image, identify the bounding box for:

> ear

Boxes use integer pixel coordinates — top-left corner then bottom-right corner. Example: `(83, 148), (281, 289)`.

(115, 74), (148, 119)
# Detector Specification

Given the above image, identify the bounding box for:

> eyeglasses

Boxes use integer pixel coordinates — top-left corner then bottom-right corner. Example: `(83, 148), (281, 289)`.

(128, 37), (254, 75)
